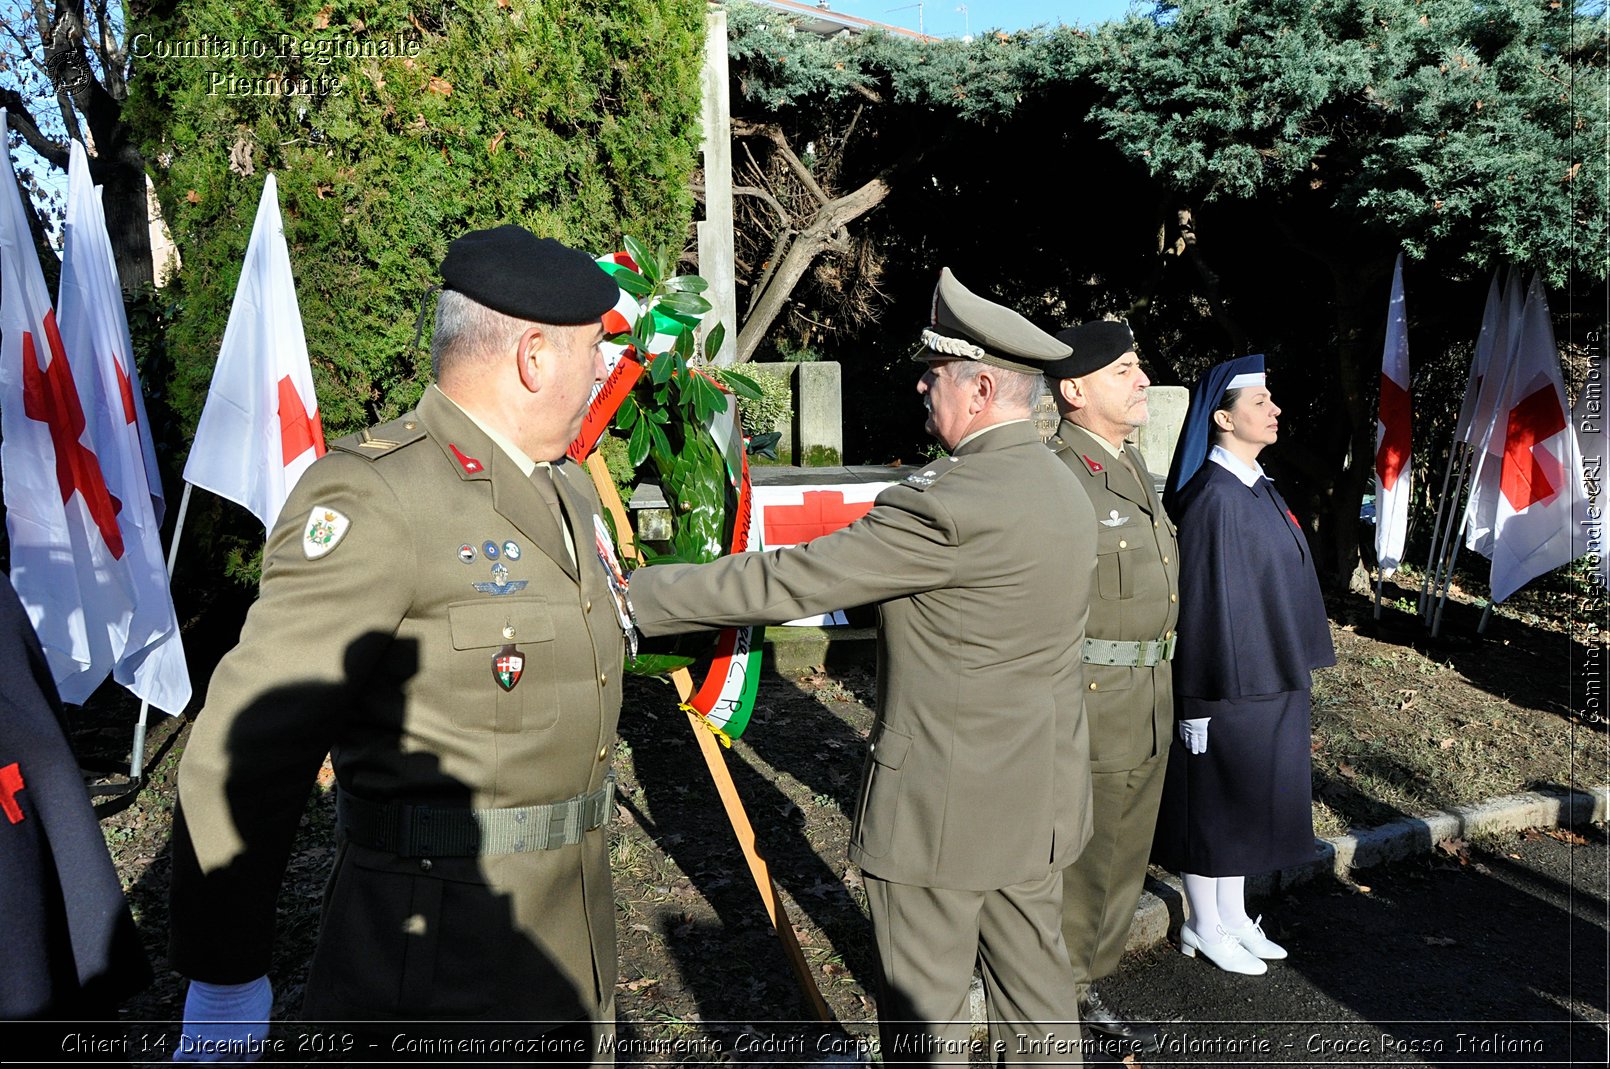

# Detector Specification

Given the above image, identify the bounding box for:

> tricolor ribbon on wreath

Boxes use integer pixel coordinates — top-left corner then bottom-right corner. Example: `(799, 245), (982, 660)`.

(567, 243), (763, 741)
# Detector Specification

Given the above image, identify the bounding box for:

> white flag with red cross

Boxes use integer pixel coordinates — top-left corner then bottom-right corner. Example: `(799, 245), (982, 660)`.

(1374, 253), (1411, 575)
(54, 140), (191, 713)
(1464, 269), (1528, 558)
(1486, 274), (1589, 604)
(0, 115), (123, 699)
(183, 173), (324, 533)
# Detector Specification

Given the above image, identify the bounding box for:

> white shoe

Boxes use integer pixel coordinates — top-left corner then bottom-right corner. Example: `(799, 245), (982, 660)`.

(1179, 923), (1268, 975)
(1225, 915), (1288, 960)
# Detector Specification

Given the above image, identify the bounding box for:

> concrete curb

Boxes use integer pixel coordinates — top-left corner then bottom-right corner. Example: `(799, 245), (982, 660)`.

(964, 785), (1608, 1026)
(1120, 783), (1610, 957)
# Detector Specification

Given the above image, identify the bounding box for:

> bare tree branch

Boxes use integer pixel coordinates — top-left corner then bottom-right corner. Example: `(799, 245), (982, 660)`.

(0, 89), (69, 166)
(731, 184), (790, 230)
(733, 118), (831, 208)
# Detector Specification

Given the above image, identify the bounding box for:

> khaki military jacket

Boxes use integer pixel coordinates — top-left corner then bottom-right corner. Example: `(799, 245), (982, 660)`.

(1049, 420), (1179, 774)
(170, 385), (625, 1022)
(631, 421), (1096, 891)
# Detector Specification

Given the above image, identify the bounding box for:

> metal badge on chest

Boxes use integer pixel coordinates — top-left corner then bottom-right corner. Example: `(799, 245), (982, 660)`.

(456, 538), (531, 687)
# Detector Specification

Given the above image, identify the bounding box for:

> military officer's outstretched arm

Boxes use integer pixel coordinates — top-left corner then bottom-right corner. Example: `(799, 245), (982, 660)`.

(629, 480), (960, 635)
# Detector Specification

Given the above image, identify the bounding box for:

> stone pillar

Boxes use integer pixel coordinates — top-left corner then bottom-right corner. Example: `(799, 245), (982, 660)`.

(695, 8), (737, 365)
(1136, 385), (1189, 478)
(794, 362), (843, 466)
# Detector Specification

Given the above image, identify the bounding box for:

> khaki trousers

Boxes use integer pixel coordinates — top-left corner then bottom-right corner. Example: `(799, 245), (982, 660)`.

(1059, 751), (1168, 989)
(866, 871), (1083, 1065)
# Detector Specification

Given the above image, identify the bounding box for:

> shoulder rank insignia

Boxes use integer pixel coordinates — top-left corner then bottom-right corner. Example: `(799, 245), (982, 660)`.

(333, 415), (426, 460)
(449, 444), (484, 475)
(1100, 509), (1131, 528)
(303, 507), (351, 560)
(903, 455), (962, 490)
(1081, 454), (1104, 474)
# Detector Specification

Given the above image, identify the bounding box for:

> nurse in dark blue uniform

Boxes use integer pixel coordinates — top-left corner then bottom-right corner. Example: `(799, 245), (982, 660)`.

(1153, 355), (1335, 975)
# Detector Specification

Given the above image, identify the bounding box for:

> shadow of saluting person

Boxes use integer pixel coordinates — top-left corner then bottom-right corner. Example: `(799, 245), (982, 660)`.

(171, 635), (595, 1061)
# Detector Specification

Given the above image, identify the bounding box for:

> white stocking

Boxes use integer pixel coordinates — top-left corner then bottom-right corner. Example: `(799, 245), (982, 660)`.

(1182, 872), (1221, 936)
(1217, 875), (1252, 929)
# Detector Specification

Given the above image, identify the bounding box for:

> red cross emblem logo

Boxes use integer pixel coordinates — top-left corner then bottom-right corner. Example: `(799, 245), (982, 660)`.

(762, 490), (876, 547)
(0, 762), (26, 825)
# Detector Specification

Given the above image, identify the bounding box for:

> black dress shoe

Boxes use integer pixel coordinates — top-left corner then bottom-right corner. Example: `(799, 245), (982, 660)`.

(1080, 988), (1162, 1052)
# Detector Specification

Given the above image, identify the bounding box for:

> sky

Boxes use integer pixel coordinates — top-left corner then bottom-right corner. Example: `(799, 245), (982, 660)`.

(823, 0), (1148, 38)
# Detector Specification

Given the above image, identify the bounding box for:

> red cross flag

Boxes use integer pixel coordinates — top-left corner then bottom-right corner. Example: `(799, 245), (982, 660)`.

(183, 173), (324, 532)
(51, 140), (190, 712)
(1486, 274), (1589, 604)
(0, 111), (107, 697)
(1374, 253), (1412, 576)
(749, 483), (889, 625)
(1464, 270), (1527, 559)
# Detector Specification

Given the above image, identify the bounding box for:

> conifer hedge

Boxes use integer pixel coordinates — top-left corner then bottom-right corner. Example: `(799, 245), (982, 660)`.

(128, 0), (706, 443)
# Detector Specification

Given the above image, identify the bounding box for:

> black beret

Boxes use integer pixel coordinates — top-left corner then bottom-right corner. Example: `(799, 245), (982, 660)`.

(440, 225), (618, 325)
(1044, 320), (1139, 380)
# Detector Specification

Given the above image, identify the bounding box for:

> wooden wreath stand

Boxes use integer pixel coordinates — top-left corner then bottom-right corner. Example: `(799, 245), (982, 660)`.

(585, 454), (834, 1025)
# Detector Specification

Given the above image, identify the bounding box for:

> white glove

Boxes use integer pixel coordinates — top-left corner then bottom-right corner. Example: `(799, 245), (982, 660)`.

(1179, 718), (1210, 755)
(175, 976), (272, 1062)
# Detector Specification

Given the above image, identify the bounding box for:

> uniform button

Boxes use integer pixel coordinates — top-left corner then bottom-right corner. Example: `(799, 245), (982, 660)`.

(419, 859), (433, 872)
(405, 422), (417, 430)
(1170, 593), (1178, 603)
(1154, 520), (1159, 528)
(1088, 681), (1099, 691)
(1118, 540), (1128, 549)
(585, 600), (593, 612)
(598, 747), (608, 761)
(599, 673), (608, 686)
(1162, 556), (1170, 565)
(503, 625), (516, 639)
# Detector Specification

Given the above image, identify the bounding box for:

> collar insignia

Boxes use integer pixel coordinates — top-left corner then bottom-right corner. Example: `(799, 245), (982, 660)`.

(449, 444), (483, 474)
(1082, 454), (1104, 474)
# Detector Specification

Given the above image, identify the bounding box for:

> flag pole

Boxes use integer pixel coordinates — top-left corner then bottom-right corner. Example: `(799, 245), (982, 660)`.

(128, 481), (194, 783)
(1425, 443), (1473, 622)
(1431, 478), (1476, 637)
(1419, 441), (1464, 616)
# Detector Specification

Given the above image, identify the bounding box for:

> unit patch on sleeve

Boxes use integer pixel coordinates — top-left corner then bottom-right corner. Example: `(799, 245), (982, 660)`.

(303, 507), (352, 560)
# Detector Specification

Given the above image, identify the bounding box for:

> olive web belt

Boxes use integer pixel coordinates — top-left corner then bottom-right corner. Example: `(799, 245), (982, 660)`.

(1082, 635), (1177, 668)
(337, 777), (614, 857)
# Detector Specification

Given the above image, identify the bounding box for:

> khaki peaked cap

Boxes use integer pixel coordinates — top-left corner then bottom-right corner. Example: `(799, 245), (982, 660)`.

(915, 267), (1070, 374)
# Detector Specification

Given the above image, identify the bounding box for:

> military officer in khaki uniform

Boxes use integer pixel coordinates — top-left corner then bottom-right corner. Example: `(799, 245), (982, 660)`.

(1044, 320), (1179, 1052)
(169, 227), (628, 1058)
(629, 269), (1097, 1063)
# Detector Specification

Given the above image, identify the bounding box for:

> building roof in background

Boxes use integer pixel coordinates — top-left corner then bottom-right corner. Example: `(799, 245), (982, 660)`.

(736, 0), (940, 42)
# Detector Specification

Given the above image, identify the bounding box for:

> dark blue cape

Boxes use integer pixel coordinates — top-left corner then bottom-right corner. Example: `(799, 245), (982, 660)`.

(1170, 463), (1334, 701)
(0, 573), (150, 1019)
